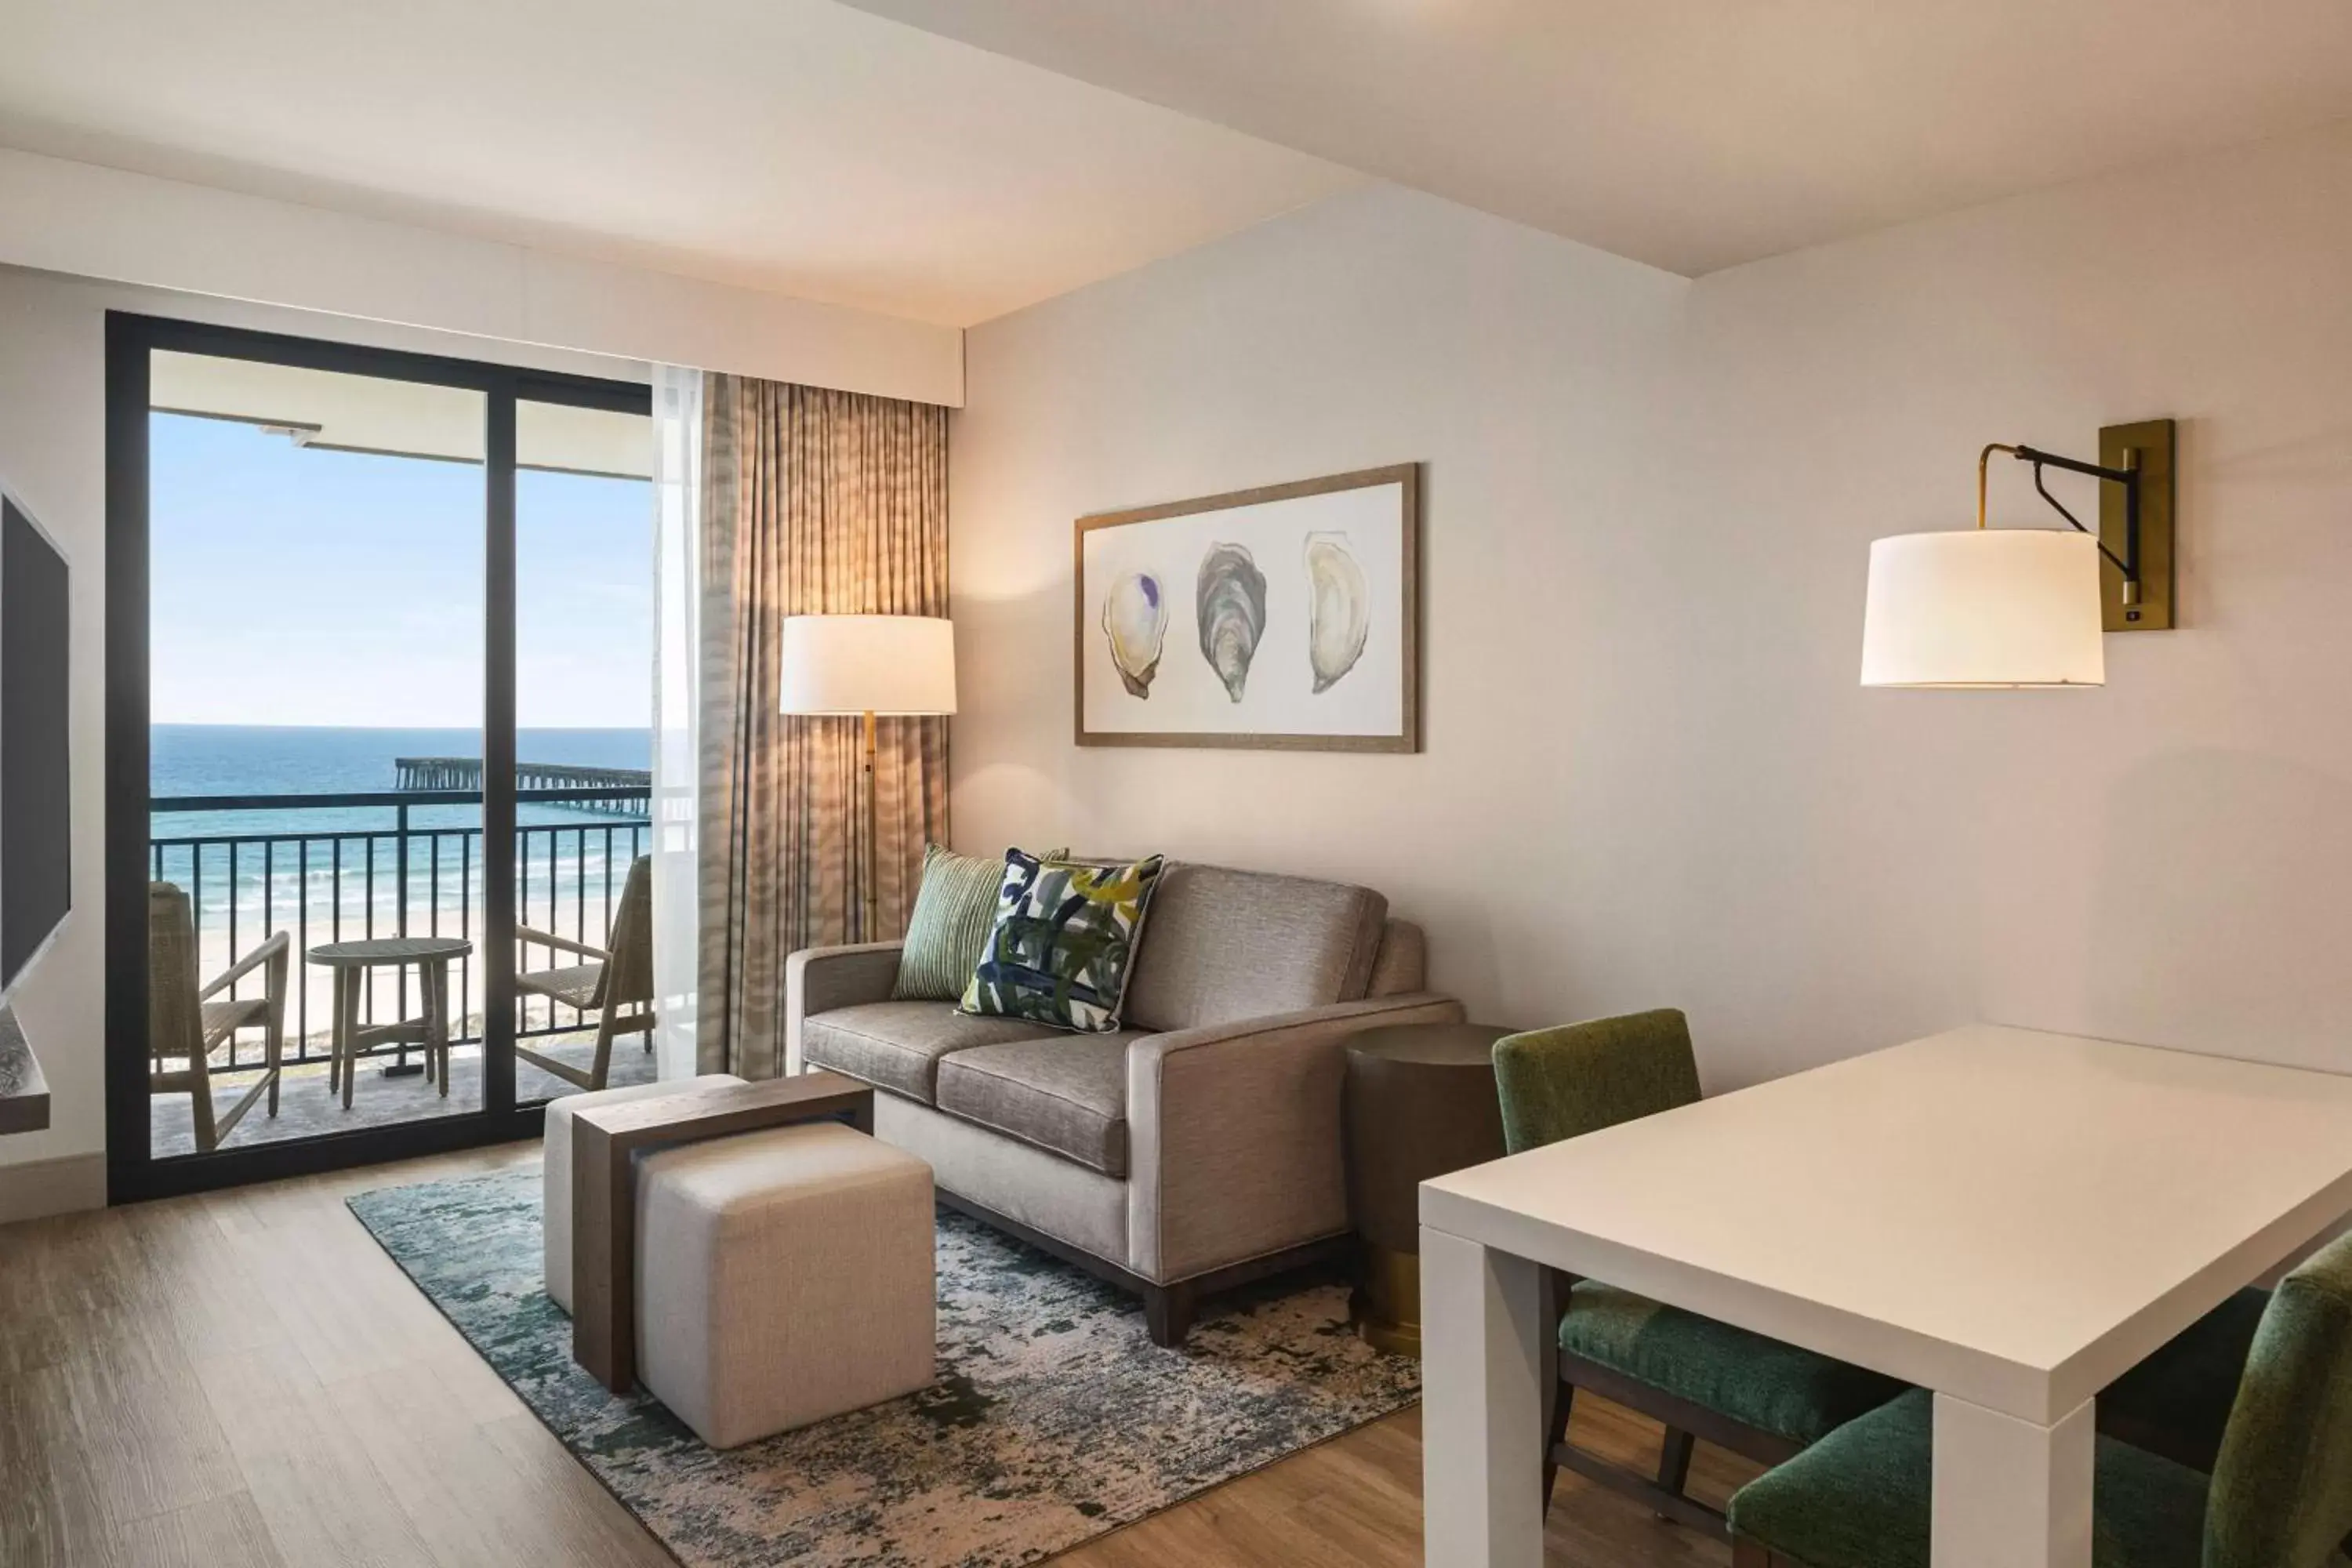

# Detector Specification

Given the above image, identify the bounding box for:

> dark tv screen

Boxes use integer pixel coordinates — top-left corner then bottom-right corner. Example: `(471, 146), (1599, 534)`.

(2, 492), (69, 996)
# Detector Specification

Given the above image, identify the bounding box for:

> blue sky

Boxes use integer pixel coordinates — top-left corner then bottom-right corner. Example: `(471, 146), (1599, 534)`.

(150, 412), (652, 728)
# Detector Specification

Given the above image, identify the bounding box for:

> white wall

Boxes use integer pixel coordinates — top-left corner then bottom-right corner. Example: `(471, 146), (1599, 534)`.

(1, 148), (964, 408)
(0, 265), (670, 1189)
(950, 123), (2352, 1091)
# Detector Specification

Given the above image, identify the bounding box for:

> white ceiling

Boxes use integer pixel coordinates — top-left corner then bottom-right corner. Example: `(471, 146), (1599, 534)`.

(0, 0), (1359, 327)
(837, 0), (2352, 278)
(9, 2), (2352, 332)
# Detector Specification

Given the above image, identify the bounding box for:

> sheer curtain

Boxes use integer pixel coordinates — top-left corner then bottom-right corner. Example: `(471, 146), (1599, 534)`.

(648, 365), (704, 1080)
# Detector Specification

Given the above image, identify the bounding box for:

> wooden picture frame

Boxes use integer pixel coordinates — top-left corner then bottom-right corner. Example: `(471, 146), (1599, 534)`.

(1073, 463), (1420, 752)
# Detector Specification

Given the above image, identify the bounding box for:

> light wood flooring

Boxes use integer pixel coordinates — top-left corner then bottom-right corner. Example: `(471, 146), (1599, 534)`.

(0, 1142), (1758, 1567)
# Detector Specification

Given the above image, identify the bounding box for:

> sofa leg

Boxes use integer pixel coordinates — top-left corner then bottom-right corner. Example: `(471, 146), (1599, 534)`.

(1145, 1282), (1196, 1348)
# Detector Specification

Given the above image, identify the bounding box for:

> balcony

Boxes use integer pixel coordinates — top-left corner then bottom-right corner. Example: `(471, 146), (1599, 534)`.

(148, 771), (653, 1155)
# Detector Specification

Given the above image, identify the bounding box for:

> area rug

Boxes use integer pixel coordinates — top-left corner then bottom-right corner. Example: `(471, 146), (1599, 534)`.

(348, 1168), (1420, 1568)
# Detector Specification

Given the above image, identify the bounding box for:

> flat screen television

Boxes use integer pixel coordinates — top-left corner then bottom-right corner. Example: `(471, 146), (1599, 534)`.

(0, 485), (69, 1001)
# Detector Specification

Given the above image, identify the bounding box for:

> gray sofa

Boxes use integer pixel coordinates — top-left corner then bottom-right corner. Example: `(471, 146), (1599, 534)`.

(785, 861), (1462, 1345)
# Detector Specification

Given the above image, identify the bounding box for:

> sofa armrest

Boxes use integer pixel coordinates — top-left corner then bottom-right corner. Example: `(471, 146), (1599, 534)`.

(782, 942), (903, 1075)
(1125, 990), (1465, 1283)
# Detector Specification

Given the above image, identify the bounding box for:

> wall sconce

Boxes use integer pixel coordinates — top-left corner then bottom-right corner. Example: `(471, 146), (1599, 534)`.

(1860, 419), (2176, 688)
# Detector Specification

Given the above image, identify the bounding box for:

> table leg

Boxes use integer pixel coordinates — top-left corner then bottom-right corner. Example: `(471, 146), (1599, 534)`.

(1420, 1225), (1547, 1568)
(338, 970), (363, 1109)
(427, 960), (450, 1098)
(325, 970), (343, 1096)
(1932, 1392), (2093, 1568)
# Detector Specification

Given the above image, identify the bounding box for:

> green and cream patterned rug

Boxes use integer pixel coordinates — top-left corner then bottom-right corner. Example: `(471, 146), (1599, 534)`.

(347, 1168), (1420, 1567)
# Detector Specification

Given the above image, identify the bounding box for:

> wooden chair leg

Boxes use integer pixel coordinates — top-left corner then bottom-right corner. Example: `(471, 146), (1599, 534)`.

(1731, 1537), (1789, 1567)
(267, 946), (287, 1116)
(586, 1010), (616, 1093)
(188, 1065), (219, 1154)
(1543, 1379), (1574, 1512)
(1657, 1425), (1697, 1498)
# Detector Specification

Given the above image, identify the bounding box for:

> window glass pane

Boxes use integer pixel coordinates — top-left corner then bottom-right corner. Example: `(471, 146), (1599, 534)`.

(511, 399), (655, 1105)
(147, 350), (486, 1156)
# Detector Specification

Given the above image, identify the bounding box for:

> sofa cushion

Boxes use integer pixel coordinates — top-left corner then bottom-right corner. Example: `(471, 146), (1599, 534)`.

(801, 1001), (1059, 1105)
(1120, 863), (1388, 1034)
(891, 844), (1010, 1002)
(892, 844), (1069, 1001)
(935, 1033), (1142, 1177)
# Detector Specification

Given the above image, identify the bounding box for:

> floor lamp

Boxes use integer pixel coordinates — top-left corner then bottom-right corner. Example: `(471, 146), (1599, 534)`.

(778, 615), (958, 942)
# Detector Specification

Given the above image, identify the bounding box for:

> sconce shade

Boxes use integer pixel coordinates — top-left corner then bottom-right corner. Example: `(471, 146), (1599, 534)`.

(779, 614), (958, 714)
(1860, 531), (2104, 688)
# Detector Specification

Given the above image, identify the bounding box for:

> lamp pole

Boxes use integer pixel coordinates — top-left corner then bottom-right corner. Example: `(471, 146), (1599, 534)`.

(861, 708), (879, 943)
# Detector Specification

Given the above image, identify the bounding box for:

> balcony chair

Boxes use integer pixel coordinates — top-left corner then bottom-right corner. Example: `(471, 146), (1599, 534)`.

(1728, 1229), (2352, 1568)
(514, 854), (652, 1093)
(1497, 1011), (1908, 1537)
(149, 881), (289, 1153)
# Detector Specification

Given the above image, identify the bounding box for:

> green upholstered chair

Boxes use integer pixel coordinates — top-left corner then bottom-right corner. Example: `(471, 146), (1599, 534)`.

(1492, 1010), (1907, 1537)
(2100, 1285), (2270, 1472)
(1726, 1231), (2352, 1568)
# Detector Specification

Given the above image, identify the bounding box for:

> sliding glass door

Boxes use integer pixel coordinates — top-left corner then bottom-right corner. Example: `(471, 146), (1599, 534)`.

(510, 398), (656, 1107)
(105, 313), (652, 1199)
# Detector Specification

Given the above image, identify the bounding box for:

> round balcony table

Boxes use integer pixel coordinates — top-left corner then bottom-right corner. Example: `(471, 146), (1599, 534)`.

(1342, 1020), (1515, 1356)
(306, 937), (473, 1109)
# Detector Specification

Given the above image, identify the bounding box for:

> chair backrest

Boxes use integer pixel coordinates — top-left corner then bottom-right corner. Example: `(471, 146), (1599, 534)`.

(2205, 1230), (2352, 1567)
(148, 882), (204, 1068)
(1490, 1008), (1701, 1155)
(593, 855), (653, 1009)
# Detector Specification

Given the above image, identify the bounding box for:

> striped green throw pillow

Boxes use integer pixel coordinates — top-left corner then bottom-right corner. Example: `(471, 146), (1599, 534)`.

(892, 844), (1064, 1001)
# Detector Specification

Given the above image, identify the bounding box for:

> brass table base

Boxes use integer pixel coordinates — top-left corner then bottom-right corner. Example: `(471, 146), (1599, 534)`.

(1352, 1243), (1423, 1359)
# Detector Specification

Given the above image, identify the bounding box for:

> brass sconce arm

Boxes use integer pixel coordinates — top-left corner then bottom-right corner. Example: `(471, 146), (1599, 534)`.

(1977, 441), (2145, 603)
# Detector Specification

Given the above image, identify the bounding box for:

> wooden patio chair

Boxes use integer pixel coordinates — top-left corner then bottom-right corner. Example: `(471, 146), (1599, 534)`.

(149, 880), (289, 1153)
(514, 854), (652, 1093)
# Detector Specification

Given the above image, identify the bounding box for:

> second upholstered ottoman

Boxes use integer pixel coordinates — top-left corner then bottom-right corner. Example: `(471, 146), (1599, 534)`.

(633, 1120), (936, 1448)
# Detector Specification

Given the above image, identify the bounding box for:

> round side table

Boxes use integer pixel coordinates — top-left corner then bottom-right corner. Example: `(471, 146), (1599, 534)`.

(306, 937), (473, 1109)
(1343, 1020), (1515, 1356)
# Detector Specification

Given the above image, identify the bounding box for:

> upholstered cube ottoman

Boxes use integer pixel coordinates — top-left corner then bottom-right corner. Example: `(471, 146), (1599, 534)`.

(543, 1073), (745, 1314)
(636, 1122), (936, 1449)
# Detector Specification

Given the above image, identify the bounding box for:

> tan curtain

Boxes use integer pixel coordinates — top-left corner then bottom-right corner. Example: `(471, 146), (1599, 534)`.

(696, 376), (950, 1078)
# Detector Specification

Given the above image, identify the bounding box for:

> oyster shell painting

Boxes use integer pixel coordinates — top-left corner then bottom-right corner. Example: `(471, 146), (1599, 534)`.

(1100, 570), (1169, 698)
(1195, 543), (1268, 702)
(1303, 532), (1369, 692)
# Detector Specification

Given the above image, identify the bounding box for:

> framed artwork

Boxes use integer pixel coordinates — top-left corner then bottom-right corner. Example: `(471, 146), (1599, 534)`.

(1074, 463), (1419, 752)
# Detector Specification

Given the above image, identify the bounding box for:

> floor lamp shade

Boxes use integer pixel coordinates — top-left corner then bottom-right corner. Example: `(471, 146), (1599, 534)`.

(1860, 530), (2105, 688)
(779, 615), (958, 715)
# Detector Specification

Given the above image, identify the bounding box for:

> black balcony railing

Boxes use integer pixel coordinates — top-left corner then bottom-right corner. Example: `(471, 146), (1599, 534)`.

(149, 786), (651, 1071)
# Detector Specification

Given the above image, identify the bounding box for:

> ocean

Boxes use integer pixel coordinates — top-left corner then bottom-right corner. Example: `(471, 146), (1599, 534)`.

(152, 723), (651, 832)
(150, 726), (654, 995)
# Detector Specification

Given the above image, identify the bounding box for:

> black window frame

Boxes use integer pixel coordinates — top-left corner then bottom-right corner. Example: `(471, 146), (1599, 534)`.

(105, 310), (652, 1202)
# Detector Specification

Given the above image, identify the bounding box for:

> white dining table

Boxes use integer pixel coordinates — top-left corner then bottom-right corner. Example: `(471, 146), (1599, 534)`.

(1418, 1024), (2352, 1568)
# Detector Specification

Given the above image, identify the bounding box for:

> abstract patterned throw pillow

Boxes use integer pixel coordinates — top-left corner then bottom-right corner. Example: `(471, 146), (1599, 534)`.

(961, 850), (1166, 1033)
